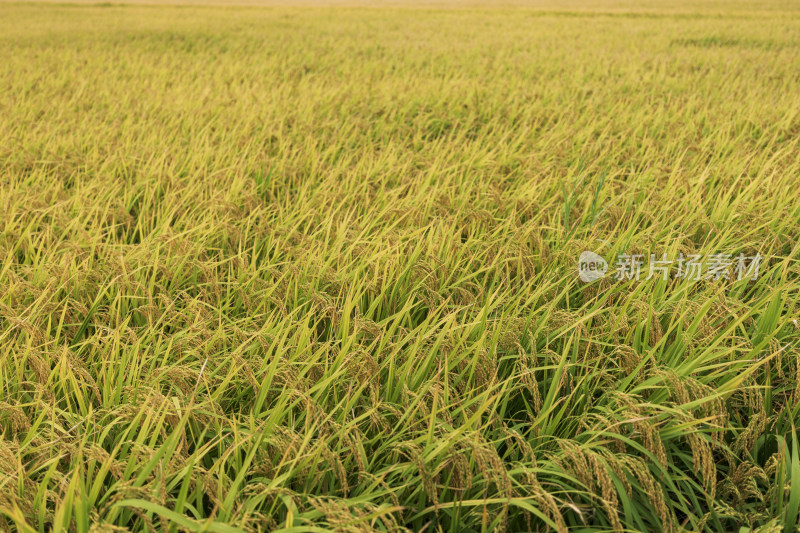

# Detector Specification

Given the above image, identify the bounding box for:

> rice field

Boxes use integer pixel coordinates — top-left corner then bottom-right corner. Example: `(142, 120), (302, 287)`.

(1, 0), (800, 531)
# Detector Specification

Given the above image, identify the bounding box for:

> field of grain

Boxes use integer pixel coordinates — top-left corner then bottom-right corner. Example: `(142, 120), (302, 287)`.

(1, 1), (800, 531)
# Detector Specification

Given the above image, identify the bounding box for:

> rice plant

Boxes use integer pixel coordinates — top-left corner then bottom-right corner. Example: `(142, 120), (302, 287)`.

(0, 0), (799, 531)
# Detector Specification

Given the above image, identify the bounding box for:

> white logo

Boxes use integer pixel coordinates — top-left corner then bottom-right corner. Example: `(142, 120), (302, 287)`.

(578, 251), (608, 283)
